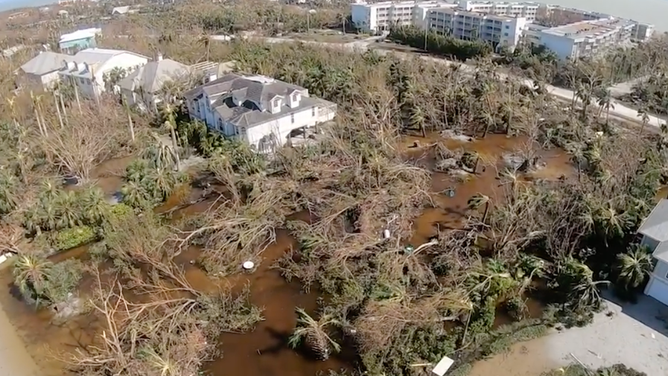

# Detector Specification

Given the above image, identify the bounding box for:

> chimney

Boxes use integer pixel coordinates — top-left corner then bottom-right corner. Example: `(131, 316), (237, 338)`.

(157, 53), (163, 61)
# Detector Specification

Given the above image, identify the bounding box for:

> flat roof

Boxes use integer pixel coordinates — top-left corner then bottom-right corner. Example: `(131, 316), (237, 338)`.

(59, 28), (101, 43)
(542, 18), (634, 38)
(430, 7), (522, 21)
(466, 1), (539, 6)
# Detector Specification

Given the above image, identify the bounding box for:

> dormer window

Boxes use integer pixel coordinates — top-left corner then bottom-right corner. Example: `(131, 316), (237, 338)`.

(287, 91), (301, 108)
(271, 97), (282, 113)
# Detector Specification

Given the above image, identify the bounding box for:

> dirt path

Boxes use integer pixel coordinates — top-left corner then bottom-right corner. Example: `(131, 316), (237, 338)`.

(0, 297), (41, 376)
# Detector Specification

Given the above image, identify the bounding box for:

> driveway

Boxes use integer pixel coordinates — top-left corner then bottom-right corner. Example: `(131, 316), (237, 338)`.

(469, 294), (668, 376)
(0, 300), (41, 376)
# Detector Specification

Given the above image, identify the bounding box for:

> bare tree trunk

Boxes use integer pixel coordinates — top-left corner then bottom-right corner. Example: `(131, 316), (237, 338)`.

(127, 108), (135, 142)
(38, 103), (48, 137)
(59, 92), (68, 125)
(54, 94), (64, 129)
(606, 106), (611, 123)
(34, 107), (44, 137)
(72, 78), (82, 114)
(123, 98), (135, 142)
(170, 125), (180, 171)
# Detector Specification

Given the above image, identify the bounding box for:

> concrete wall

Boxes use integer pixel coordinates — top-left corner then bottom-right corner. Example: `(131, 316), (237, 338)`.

(59, 37), (96, 53)
(539, 32), (576, 60)
(352, 4), (375, 32)
(247, 106), (313, 148)
(641, 235), (660, 251)
(499, 17), (527, 51)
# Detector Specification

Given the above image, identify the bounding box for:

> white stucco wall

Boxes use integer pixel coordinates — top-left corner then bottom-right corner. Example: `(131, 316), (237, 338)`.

(60, 53), (148, 99)
(352, 4), (374, 32)
(246, 102), (336, 151)
(539, 33), (578, 60)
(641, 234), (660, 251)
(642, 234), (668, 305)
(499, 17), (527, 51)
(39, 71), (61, 87)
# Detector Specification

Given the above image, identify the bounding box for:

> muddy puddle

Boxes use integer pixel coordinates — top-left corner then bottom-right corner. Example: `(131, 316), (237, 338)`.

(405, 133), (573, 246)
(467, 336), (558, 376)
(0, 133), (575, 376)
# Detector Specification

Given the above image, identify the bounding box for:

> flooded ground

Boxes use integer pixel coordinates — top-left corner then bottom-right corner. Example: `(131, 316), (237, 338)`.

(404, 133), (573, 245)
(0, 132), (575, 376)
(468, 338), (557, 376)
(0, 264), (41, 376)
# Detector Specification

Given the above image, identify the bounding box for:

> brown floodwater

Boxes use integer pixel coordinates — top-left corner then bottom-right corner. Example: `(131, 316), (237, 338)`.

(467, 337), (557, 376)
(0, 132), (575, 376)
(89, 155), (134, 194)
(405, 133), (573, 246)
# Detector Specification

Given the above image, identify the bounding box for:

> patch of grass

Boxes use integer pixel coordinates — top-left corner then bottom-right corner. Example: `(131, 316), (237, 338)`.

(447, 364), (473, 376)
(483, 321), (548, 357)
(54, 226), (98, 251)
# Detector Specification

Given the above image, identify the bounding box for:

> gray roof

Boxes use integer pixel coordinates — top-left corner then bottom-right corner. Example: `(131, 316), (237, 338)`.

(185, 74), (330, 128)
(20, 51), (71, 75)
(118, 58), (188, 93)
(21, 48), (147, 77)
(189, 60), (236, 77)
(638, 199), (668, 241)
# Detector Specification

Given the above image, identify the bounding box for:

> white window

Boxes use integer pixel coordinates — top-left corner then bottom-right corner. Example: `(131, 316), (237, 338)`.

(291, 113), (295, 124)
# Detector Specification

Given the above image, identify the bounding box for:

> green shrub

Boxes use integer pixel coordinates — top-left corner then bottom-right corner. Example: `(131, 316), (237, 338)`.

(43, 259), (84, 304)
(88, 241), (109, 261)
(54, 226), (98, 251)
(388, 26), (492, 61)
(109, 203), (133, 218)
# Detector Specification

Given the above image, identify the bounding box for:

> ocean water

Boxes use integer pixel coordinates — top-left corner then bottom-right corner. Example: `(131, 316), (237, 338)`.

(0, 0), (57, 12)
(542, 0), (668, 31)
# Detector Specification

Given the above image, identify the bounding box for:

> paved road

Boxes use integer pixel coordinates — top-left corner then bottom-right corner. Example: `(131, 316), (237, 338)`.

(250, 36), (665, 129)
(610, 75), (648, 97)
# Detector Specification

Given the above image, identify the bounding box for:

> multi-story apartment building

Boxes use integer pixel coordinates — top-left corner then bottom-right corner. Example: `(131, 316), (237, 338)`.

(537, 18), (636, 60)
(351, 1), (653, 60)
(351, 0), (454, 33)
(632, 23), (655, 41)
(427, 7), (527, 51)
(458, 1), (539, 21)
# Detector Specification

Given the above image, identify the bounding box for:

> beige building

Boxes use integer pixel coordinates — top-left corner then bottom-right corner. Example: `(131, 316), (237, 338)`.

(427, 7), (528, 51)
(458, 1), (538, 21)
(351, 0), (454, 33)
(536, 18), (636, 60)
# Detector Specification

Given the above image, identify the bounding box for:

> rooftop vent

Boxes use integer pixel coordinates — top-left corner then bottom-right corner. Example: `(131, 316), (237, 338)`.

(245, 75), (275, 84)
